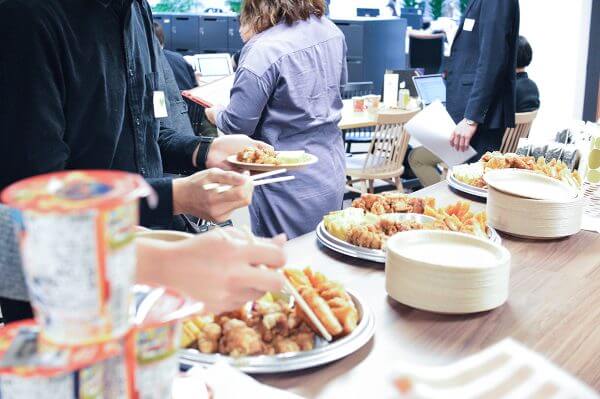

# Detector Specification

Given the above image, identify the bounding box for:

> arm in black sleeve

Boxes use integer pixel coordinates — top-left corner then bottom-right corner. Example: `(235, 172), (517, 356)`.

(140, 178), (174, 228)
(464, 0), (516, 123)
(0, 2), (69, 190)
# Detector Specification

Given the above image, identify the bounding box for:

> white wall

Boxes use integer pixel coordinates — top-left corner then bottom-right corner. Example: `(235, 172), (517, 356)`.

(519, 0), (592, 139)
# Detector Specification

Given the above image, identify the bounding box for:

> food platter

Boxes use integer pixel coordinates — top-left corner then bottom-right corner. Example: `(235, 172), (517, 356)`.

(316, 215), (502, 264)
(178, 291), (375, 374)
(226, 151), (319, 172)
(447, 169), (488, 199)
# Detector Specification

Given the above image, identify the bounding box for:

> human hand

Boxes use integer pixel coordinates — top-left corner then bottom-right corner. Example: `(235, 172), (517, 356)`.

(136, 228), (287, 314)
(204, 107), (221, 125)
(172, 169), (253, 222)
(450, 119), (478, 152)
(206, 135), (273, 170)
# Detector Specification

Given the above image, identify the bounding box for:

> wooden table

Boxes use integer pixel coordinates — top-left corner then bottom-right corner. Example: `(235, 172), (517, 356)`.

(338, 99), (420, 130)
(258, 182), (600, 397)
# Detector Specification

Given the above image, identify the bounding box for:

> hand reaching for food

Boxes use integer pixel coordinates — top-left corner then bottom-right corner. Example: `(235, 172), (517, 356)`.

(136, 227), (287, 314)
(172, 168), (253, 223)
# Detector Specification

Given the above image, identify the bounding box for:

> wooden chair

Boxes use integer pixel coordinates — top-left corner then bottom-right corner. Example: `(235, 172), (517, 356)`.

(346, 109), (418, 193)
(340, 82), (375, 153)
(500, 110), (538, 154)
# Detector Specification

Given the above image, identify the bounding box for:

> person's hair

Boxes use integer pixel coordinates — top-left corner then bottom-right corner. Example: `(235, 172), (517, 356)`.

(517, 35), (533, 69)
(153, 22), (165, 46)
(240, 0), (326, 34)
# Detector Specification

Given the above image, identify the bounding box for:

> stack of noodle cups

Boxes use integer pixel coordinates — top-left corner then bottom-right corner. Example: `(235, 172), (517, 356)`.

(0, 171), (203, 398)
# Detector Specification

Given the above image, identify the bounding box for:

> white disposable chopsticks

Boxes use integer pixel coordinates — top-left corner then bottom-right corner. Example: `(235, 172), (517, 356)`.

(203, 169), (294, 193)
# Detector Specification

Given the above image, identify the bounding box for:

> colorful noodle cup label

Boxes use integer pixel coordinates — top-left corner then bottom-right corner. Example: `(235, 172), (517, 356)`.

(0, 321), (133, 399)
(1, 171), (155, 346)
(130, 286), (204, 399)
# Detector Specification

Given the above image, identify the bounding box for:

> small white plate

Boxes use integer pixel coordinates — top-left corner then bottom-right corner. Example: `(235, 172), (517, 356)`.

(226, 152), (318, 172)
(484, 169), (579, 201)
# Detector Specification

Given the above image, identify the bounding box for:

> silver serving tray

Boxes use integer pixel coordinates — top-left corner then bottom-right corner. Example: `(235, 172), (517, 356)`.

(447, 169), (489, 199)
(178, 291), (375, 374)
(317, 214), (502, 264)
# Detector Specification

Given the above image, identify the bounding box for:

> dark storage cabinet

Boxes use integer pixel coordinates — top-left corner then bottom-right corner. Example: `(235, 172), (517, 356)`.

(153, 14), (407, 92)
(172, 15), (200, 53)
(334, 17), (407, 94)
(153, 14), (173, 49)
(199, 16), (229, 52)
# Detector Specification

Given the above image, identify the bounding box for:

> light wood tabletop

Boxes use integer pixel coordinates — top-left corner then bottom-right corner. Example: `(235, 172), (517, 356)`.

(258, 182), (600, 397)
(338, 99), (421, 131)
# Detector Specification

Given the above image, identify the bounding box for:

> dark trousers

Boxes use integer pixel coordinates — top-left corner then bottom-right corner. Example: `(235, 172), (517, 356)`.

(0, 297), (33, 324)
(470, 126), (505, 160)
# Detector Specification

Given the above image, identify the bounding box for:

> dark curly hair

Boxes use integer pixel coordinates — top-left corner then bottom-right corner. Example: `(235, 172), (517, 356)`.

(240, 0), (326, 34)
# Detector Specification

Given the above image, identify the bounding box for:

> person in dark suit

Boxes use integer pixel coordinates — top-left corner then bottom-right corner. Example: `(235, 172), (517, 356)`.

(153, 22), (198, 91)
(515, 35), (540, 112)
(446, 0), (520, 155)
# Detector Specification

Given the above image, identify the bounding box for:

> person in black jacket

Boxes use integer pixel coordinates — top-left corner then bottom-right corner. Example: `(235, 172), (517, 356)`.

(153, 22), (198, 91)
(515, 35), (540, 112)
(447, 0), (520, 154)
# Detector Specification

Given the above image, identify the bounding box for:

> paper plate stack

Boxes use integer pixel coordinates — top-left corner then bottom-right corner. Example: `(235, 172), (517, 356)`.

(385, 230), (511, 314)
(484, 169), (584, 239)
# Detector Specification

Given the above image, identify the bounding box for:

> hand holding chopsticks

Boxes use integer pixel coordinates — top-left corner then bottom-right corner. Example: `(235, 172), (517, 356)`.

(203, 169), (294, 194)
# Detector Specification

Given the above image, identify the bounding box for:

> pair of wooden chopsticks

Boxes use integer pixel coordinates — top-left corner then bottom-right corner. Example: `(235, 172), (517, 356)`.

(202, 169), (294, 194)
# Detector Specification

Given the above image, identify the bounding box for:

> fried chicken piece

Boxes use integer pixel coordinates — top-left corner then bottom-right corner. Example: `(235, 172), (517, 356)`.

(219, 319), (264, 357)
(291, 331), (316, 351)
(272, 337), (301, 353)
(378, 219), (422, 236)
(236, 147), (281, 165)
(346, 224), (385, 249)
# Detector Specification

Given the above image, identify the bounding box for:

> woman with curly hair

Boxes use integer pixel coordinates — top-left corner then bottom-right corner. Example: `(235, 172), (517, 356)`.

(206, 0), (348, 239)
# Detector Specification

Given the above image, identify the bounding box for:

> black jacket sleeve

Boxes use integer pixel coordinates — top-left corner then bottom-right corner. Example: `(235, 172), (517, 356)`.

(464, 0), (516, 123)
(0, 2), (69, 190)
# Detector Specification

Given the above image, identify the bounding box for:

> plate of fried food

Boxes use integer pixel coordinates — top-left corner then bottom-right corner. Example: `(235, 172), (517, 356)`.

(317, 193), (501, 263)
(227, 147), (319, 171)
(179, 267), (375, 374)
(448, 151), (583, 199)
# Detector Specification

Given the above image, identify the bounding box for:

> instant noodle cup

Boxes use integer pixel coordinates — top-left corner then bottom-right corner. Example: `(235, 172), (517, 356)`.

(1, 170), (155, 345)
(128, 285), (204, 399)
(0, 320), (133, 399)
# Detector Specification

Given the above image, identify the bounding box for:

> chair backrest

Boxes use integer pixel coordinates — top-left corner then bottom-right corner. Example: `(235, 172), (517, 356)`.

(408, 32), (445, 74)
(360, 110), (419, 173)
(500, 110), (538, 154)
(340, 82), (374, 99)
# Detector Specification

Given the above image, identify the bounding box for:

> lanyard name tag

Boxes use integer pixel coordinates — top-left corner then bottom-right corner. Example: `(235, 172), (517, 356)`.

(153, 91), (168, 119)
(463, 18), (475, 32)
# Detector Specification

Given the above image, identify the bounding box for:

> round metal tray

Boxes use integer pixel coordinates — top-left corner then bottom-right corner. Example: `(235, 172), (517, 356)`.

(317, 216), (502, 264)
(178, 291), (375, 374)
(447, 169), (489, 199)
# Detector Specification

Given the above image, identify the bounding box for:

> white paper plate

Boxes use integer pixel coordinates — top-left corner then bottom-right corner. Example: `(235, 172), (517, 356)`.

(447, 169), (488, 199)
(385, 230), (511, 314)
(483, 169), (578, 201)
(226, 152), (318, 171)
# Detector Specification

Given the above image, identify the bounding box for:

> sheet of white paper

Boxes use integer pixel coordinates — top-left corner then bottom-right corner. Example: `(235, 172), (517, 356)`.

(183, 74), (235, 108)
(405, 100), (477, 167)
(383, 73), (399, 108)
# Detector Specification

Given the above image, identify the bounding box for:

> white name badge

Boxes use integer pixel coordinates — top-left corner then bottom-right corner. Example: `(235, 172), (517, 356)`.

(153, 91), (168, 119)
(463, 18), (476, 32)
